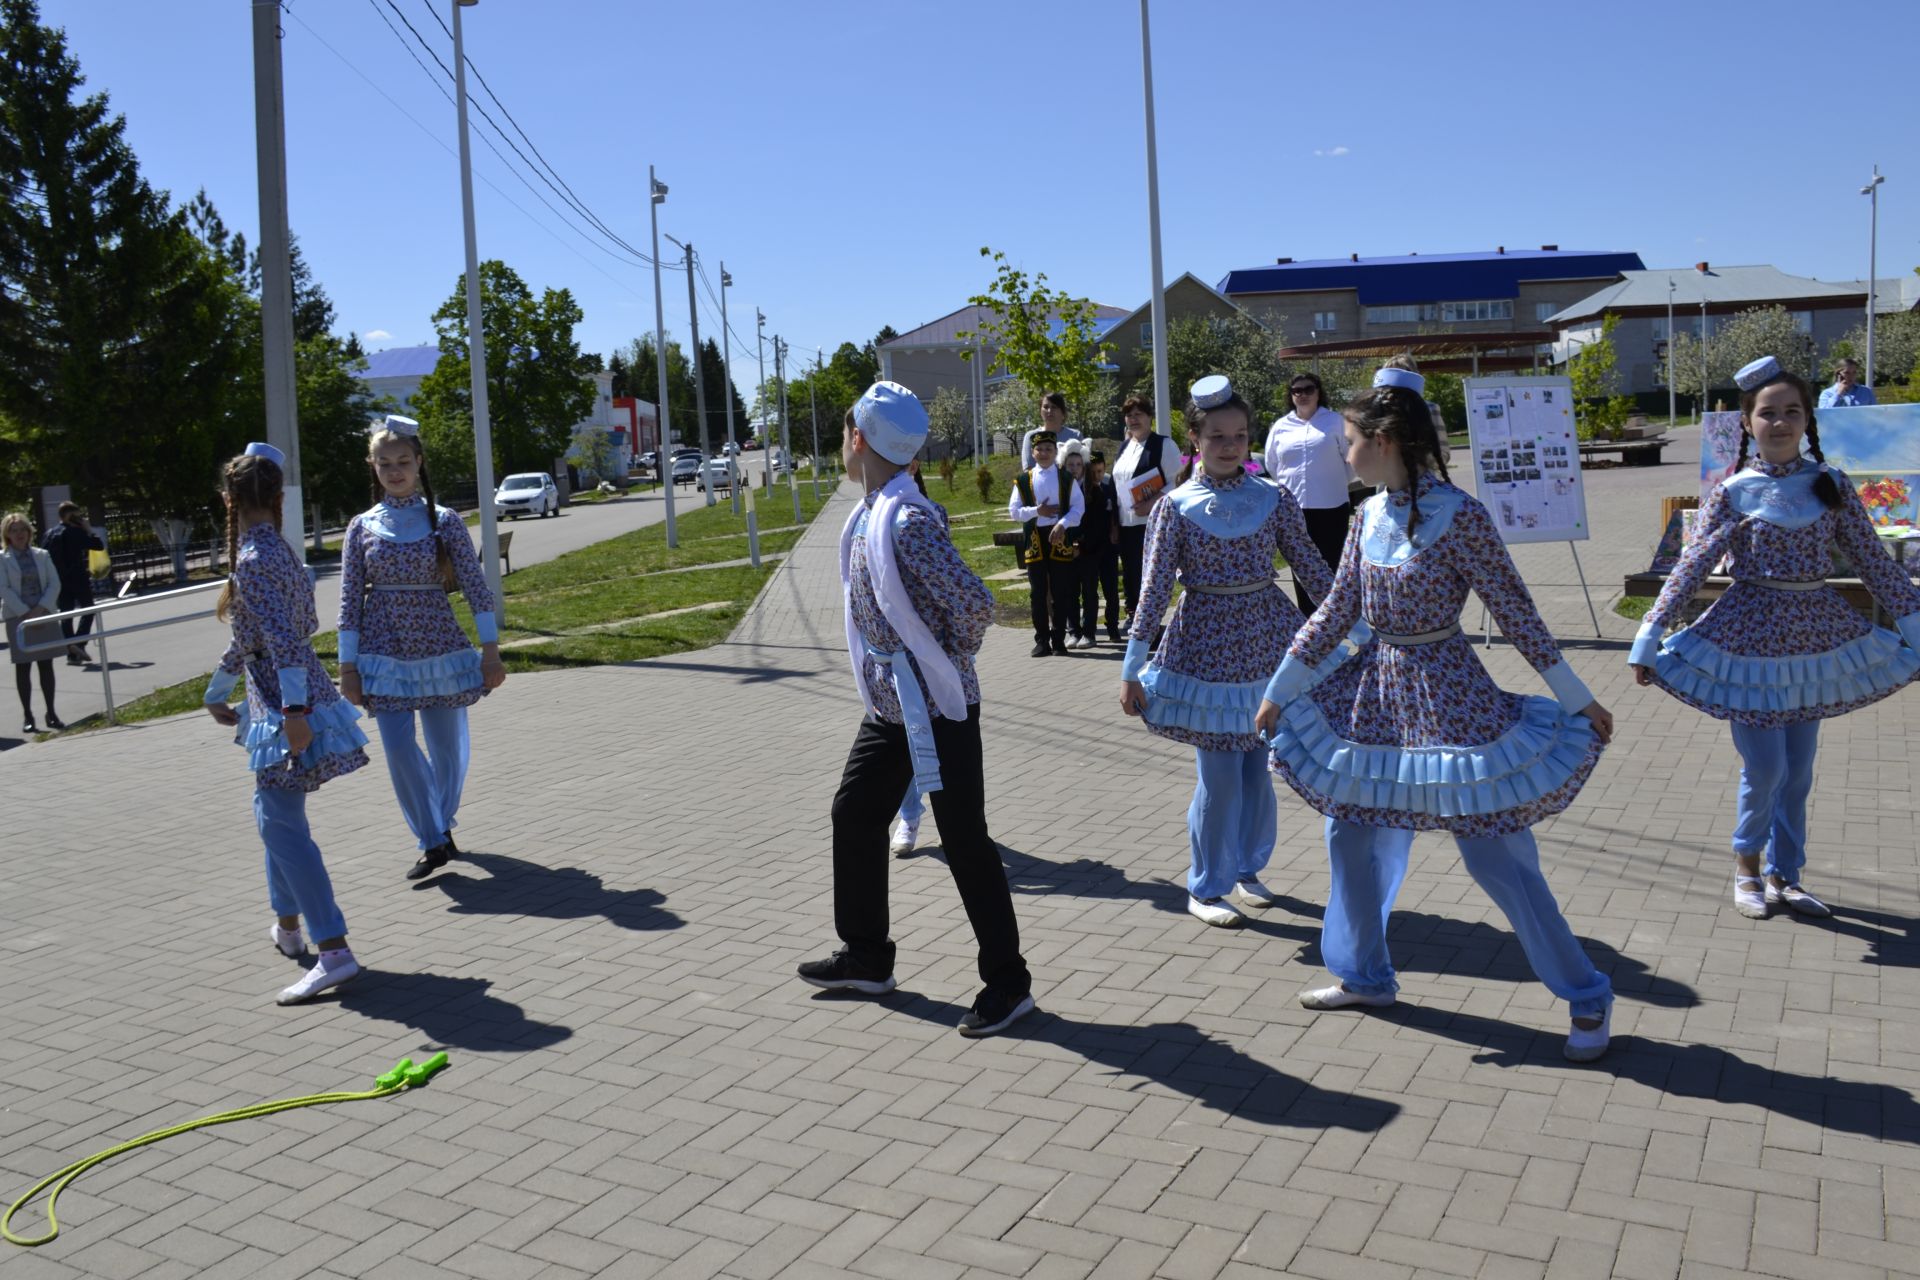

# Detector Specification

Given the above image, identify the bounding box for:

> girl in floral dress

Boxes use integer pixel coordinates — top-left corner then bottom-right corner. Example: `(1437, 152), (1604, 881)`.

(1255, 365), (1617, 1062)
(1120, 376), (1335, 929)
(203, 444), (370, 1005)
(338, 416), (505, 880)
(1630, 356), (1920, 919)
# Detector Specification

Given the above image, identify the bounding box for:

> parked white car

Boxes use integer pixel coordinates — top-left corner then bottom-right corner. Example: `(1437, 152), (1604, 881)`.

(495, 472), (559, 519)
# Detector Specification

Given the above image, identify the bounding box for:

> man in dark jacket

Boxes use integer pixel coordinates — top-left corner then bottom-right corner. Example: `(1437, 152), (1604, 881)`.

(42, 501), (102, 665)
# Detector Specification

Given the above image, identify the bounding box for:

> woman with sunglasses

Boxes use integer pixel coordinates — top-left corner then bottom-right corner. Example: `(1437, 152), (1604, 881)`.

(1262, 373), (1354, 613)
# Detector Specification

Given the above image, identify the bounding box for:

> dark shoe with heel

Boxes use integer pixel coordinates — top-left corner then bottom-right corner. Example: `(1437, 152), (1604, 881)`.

(406, 842), (454, 880)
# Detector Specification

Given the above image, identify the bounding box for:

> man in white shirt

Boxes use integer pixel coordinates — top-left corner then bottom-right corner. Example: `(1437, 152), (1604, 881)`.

(1007, 431), (1084, 656)
(1261, 373), (1354, 612)
(1108, 395), (1179, 629)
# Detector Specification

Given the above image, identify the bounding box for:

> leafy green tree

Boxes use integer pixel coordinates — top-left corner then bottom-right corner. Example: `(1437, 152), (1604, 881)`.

(1568, 313), (1633, 439)
(984, 380), (1037, 456)
(955, 247), (1113, 414)
(696, 336), (750, 448)
(1665, 305), (1811, 412)
(298, 335), (391, 520)
(1836, 309), (1920, 388)
(623, 332), (697, 447)
(413, 260), (596, 483)
(926, 385), (972, 460)
(1154, 312), (1285, 422)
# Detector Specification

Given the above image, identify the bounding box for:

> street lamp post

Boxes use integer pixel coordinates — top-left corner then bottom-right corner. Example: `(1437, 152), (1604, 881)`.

(756, 310), (771, 494)
(719, 262), (741, 515)
(1863, 164), (1884, 389)
(665, 234), (714, 507)
(807, 352), (822, 503)
(1138, 0), (1172, 439)
(251, 0), (305, 562)
(1700, 296), (1709, 419)
(1666, 276), (1676, 426)
(776, 337), (800, 523)
(451, 0), (503, 605)
(648, 166), (677, 548)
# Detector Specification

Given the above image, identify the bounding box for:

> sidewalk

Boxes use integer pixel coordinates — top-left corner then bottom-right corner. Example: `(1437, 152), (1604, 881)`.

(2, 461), (1918, 1280)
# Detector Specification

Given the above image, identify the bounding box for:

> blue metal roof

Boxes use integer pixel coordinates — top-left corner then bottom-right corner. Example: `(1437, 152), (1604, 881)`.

(358, 345), (443, 379)
(1217, 250), (1645, 305)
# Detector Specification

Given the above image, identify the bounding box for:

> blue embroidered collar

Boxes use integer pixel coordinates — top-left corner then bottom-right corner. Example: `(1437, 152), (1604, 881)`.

(1360, 474), (1467, 566)
(362, 494), (442, 543)
(1722, 457), (1830, 530)
(1168, 469), (1278, 539)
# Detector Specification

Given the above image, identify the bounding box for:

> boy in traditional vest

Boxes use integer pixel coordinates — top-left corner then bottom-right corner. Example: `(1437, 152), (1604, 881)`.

(1007, 430), (1084, 657)
(798, 381), (1036, 1038)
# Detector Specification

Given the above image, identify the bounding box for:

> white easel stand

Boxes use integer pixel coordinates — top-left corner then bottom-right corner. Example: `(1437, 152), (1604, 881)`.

(1482, 541), (1603, 648)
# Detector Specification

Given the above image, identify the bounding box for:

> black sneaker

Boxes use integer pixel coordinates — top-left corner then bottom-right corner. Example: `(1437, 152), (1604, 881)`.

(1030, 641), (1051, 658)
(958, 986), (1036, 1038)
(406, 843), (453, 880)
(797, 949), (896, 995)
(1106, 626), (1123, 643)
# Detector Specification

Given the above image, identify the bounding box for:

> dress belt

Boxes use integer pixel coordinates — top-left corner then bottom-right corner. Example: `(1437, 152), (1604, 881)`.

(368, 583), (447, 592)
(1742, 577), (1826, 592)
(1182, 578), (1275, 596)
(1369, 622), (1462, 646)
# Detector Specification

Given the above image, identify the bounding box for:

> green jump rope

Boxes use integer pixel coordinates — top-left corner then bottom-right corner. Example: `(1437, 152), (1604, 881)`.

(3, 1052), (451, 1248)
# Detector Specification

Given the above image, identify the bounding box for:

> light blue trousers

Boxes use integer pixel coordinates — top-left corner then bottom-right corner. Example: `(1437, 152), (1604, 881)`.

(255, 788), (347, 942)
(1189, 748), (1276, 900)
(1323, 818), (1611, 1018)
(898, 784), (924, 827)
(374, 706), (470, 851)
(1729, 721), (1819, 882)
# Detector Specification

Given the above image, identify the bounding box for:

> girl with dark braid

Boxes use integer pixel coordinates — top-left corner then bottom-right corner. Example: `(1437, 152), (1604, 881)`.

(1255, 363), (1617, 1062)
(338, 415), (505, 881)
(203, 443), (370, 1004)
(1631, 356), (1920, 920)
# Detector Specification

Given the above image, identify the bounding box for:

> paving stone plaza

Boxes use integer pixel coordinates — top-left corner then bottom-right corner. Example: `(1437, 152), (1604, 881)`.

(5, 430), (1919, 1280)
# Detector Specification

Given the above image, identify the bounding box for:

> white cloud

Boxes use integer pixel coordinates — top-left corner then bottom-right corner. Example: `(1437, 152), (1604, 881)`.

(1313, 146), (1350, 158)
(364, 329), (392, 341)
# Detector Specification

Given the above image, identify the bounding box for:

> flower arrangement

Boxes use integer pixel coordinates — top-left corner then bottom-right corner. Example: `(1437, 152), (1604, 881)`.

(1857, 476), (1914, 527)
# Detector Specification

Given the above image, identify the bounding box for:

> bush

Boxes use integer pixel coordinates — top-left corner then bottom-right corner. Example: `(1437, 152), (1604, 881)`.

(939, 456), (956, 491)
(975, 464), (995, 502)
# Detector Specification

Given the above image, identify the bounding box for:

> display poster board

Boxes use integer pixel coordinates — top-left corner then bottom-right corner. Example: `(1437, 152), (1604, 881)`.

(1700, 403), (1920, 532)
(1463, 376), (1588, 545)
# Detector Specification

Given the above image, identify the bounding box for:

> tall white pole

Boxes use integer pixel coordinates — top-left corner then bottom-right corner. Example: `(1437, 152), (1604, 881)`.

(251, 0), (305, 563)
(1140, 0), (1172, 439)
(807, 352), (822, 501)
(1666, 276), (1676, 426)
(719, 262), (741, 515)
(668, 235), (715, 507)
(757, 311), (771, 493)
(1700, 296), (1708, 418)
(777, 337), (799, 522)
(1864, 165), (1883, 389)
(648, 165), (677, 547)
(451, 0), (502, 604)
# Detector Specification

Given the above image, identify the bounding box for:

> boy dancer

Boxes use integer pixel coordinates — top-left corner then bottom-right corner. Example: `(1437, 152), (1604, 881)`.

(1007, 430), (1084, 656)
(799, 381), (1035, 1037)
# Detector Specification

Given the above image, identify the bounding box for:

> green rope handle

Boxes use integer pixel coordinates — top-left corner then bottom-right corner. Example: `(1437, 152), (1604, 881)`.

(4, 1052), (449, 1248)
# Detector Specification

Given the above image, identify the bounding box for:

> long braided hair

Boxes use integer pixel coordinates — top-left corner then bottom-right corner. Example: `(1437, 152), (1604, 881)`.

(1733, 368), (1841, 508)
(215, 453), (285, 622)
(1345, 362), (1451, 534)
(368, 428), (457, 589)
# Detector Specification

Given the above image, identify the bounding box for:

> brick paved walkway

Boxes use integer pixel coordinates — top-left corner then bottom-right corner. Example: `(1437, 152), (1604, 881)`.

(3, 441), (1919, 1279)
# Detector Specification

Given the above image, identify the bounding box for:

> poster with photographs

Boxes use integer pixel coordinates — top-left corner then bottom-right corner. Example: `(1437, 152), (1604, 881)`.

(1464, 376), (1589, 545)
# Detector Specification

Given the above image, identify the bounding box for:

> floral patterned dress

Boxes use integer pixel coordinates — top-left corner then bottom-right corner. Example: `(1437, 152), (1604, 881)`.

(338, 496), (497, 713)
(1126, 470), (1334, 753)
(212, 524), (368, 792)
(1634, 458), (1920, 726)
(849, 495), (993, 724)
(1266, 475), (1602, 837)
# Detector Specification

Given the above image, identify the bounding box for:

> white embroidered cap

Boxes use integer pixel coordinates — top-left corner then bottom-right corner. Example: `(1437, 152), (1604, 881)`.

(244, 442), (285, 467)
(1373, 367), (1425, 394)
(853, 380), (929, 464)
(1734, 356), (1782, 391)
(378, 414), (422, 437)
(1190, 375), (1233, 408)
(1059, 439), (1089, 462)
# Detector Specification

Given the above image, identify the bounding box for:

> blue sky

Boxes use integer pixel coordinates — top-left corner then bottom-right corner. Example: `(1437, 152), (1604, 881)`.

(41, 0), (1920, 395)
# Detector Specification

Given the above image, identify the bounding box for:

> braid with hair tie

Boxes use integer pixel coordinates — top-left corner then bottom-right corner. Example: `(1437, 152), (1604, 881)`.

(217, 468), (241, 621)
(1733, 428), (1752, 473)
(416, 451), (456, 589)
(1803, 421), (1842, 509)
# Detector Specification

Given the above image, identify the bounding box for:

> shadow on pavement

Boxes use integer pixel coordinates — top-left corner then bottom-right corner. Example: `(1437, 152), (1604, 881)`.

(881, 993), (1400, 1131)
(419, 850), (685, 932)
(622, 654), (827, 684)
(1823, 904), (1919, 968)
(332, 970), (573, 1051)
(1393, 1004), (1920, 1140)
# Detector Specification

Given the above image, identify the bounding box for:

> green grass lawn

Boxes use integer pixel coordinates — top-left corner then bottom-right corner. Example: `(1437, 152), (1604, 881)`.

(50, 481), (831, 738)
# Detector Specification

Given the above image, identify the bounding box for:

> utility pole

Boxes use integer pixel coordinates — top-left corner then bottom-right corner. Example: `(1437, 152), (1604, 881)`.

(1666, 276), (1676, 426)
(251, 0), (305, 561)
(757, 310), (771, 494)
(807, 351), (822, 502)
(667, 235), (715, 506)
(451, 0), (503, 603)
(1863, 164), (1884, 389)
(776, 337), (800, 522)
(648, 167), (677, 547)
(1138, 0), (1172, 441)
(719, 262), (741, 515)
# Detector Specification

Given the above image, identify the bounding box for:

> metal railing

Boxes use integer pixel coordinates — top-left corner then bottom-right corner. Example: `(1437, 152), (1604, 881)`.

(12, 578), (227, 726)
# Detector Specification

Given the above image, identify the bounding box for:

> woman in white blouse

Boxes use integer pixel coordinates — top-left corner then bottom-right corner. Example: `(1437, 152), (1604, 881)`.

(1261, 372), (1353, 612)
(1108, 395), (1181, 631)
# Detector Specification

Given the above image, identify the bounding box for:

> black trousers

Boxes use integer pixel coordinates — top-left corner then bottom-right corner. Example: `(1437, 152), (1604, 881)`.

(1293, 503), (1352, 615)
(1118, 522), (1148, 621)
(829, 706), (1030, 994)
(1077, 543), (1120, 636)
(1025, 558), (1076, 646)
(57, 584), (95, 642)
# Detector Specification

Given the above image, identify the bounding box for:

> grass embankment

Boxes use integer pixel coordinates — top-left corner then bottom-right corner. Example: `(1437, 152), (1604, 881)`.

(54, 481), (830, 736)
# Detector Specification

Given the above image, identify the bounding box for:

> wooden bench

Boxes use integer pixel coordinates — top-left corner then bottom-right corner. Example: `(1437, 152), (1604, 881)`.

(1578, 436), (1669, 467)
(1622, 570), (1877, 613)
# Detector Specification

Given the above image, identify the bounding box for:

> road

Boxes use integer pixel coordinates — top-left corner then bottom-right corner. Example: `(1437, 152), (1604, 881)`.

(0, 457), (806, 749)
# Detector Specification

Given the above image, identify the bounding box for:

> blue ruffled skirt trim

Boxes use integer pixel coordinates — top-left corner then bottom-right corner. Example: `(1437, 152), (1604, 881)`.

(357, 648), (483, 699)
(1141, 648), (1350, 736)
(235, 699), (370, 772)
(1267, 687), (1599, 820)
(1653, 624), (1919, 719)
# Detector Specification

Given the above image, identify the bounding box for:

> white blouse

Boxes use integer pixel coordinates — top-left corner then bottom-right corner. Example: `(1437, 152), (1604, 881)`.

(1111, 432), (1181, 529)
(1262, 407), (1352, 509)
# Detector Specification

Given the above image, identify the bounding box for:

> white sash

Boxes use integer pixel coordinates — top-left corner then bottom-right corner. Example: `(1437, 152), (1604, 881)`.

(838, 472), (969, 723)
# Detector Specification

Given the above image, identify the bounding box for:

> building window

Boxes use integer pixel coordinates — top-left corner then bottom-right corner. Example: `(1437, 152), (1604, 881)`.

(1535, 301), (1557, 322)
(1425, 299), (1515, 323)
(1364, 304), (1421, 325)
(1140, 322), (1153, 347)
(1312, 311), (1337, 332)
(1791, 310), (1813, 335)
